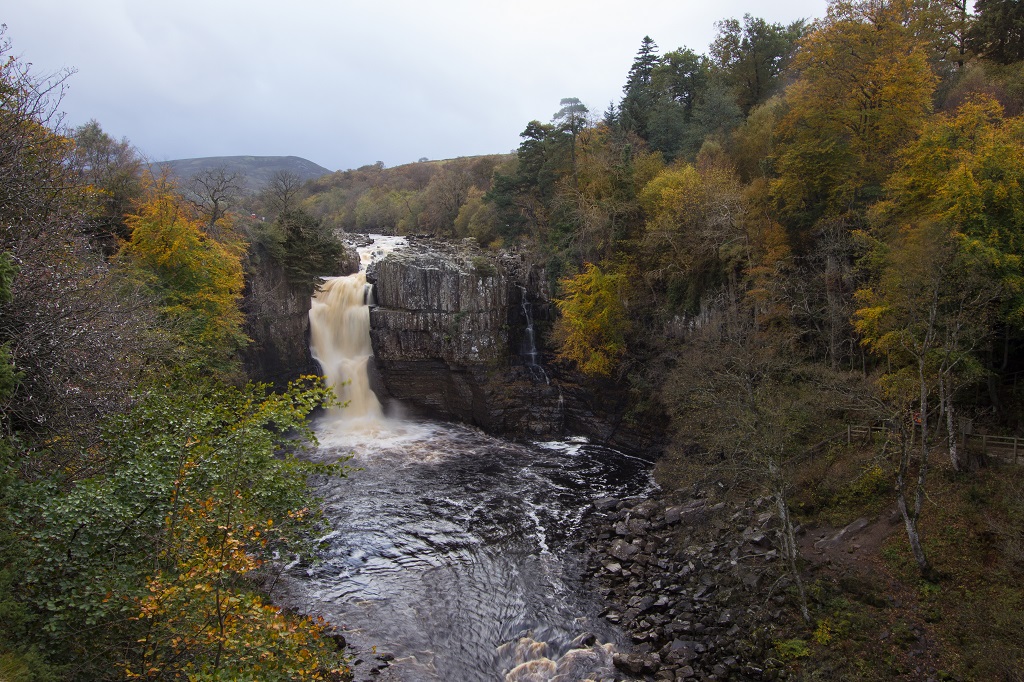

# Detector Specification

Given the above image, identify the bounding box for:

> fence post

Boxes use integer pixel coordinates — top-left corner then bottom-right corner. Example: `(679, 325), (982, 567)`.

(847, 424), (851, 445)
(1015, 437), (1018, 466)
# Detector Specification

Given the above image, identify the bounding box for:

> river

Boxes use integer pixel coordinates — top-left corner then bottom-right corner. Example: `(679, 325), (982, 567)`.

(286, 236), (654, 681)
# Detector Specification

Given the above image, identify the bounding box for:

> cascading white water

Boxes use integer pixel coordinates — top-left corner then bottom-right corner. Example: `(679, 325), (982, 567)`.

(308, 235), (407, 434)
(518, 285), (549, 384)
(309, 273), (383, 425)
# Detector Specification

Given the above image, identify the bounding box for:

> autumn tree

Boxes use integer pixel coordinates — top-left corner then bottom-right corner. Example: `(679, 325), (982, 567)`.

(118, 185), (248, 369)
(453, 187), (501, 246)
(71, 119), (145, 248)
(130, 501), (348, 681)
(771, 0), (937, 242)
(854, 221), (996, 574)
(848, 95), (1024, 574)
(0, 32), (352, 681)
(0, 34), (166, 444)
(915, 0), (973, 71)
(710, 14), (806, 114)
(552, 262), (632, 376)
(420, 164), (473, 235)
(184, 165), (243, 234)
(559, 124), (663, 264)
(352, 185), (417, 233)
(639, 160), (745, 316)
(14, 378), (349, 679)
(728, 95), (786, 182)
(874, 95), (1024, 323)
(862, 93), (1024, 430)
(0, 28), (75, 232)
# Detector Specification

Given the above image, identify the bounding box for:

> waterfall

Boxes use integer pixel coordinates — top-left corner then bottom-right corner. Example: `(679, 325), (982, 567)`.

(309, 273), (383, 425)
(518, 286), (548, 384)
(308, 235), (406, 432)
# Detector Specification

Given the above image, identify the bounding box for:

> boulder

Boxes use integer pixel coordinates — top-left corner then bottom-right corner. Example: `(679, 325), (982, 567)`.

(609, 539), (640, 562)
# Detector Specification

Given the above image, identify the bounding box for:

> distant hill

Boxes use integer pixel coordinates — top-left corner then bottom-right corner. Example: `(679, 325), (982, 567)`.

(157, 155), (332, 192)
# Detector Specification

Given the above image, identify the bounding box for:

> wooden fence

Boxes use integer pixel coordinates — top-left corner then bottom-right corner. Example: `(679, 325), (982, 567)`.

(961, 433), (1021, 465)
(845, 424), (1021, 466)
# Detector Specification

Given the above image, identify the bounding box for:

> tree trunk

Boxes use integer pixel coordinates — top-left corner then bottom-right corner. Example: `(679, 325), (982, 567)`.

(941, 375), (963, 471)
(826, 249), (843, 368)
(769, 461), (810, 623)
(896, 471), (930, 576)
(895, 365), (933, 578)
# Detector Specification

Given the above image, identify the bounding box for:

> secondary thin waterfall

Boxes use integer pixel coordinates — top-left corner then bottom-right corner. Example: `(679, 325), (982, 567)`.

(518, 285), (548, 384)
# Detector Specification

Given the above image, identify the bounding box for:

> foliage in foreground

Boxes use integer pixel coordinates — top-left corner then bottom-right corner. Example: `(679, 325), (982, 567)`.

(2, 377), (349, 680)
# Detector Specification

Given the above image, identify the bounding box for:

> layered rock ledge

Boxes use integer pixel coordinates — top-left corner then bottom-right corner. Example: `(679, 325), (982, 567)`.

(366, 237), (563, 432)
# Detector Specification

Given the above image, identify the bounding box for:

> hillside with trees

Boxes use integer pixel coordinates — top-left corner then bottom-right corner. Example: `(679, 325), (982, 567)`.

(3, 0), (1024, 679)
(454, 1), (1024, 678)
(297, 155), (509, 238)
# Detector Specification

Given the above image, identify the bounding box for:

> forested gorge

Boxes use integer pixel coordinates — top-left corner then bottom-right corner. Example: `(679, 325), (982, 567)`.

(491, 2), (1024, 677)
(3, 0), (1024, 679)
(294, 1), (1024, 676)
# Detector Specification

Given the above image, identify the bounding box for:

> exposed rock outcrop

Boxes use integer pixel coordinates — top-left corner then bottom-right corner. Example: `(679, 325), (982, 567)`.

(241, 243), (358, 389)
(365, 236), (665, 454)
(586, 495), (803, 681)
(369, 239), (509, 365)
(367, 238), (563, 434)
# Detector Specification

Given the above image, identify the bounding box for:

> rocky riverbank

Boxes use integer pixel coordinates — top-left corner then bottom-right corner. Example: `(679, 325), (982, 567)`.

(586, 494), (807, 681)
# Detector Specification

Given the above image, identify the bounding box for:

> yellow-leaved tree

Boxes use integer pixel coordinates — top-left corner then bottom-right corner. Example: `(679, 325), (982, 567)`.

(771, 0), (937, 240)
(118, 185), (248, 369)
(852, 95), (1024, 576)
(130, 499), (347, 681)
(552, 262), (631, 376)
(638, 159), (745, 316)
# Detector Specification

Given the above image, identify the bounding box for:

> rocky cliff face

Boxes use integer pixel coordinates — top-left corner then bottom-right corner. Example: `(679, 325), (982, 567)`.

(366, 238), (664, 455)
(369, 240), (509, 365)
(241, 243), (358, 389)
(367, 238), (559, 432)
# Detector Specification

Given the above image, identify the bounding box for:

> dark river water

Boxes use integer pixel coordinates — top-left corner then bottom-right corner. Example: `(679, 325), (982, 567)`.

(286, 417), (654, 681)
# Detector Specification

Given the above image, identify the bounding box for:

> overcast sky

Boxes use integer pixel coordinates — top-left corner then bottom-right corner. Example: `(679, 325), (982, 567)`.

(6, 1), (828, 172)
